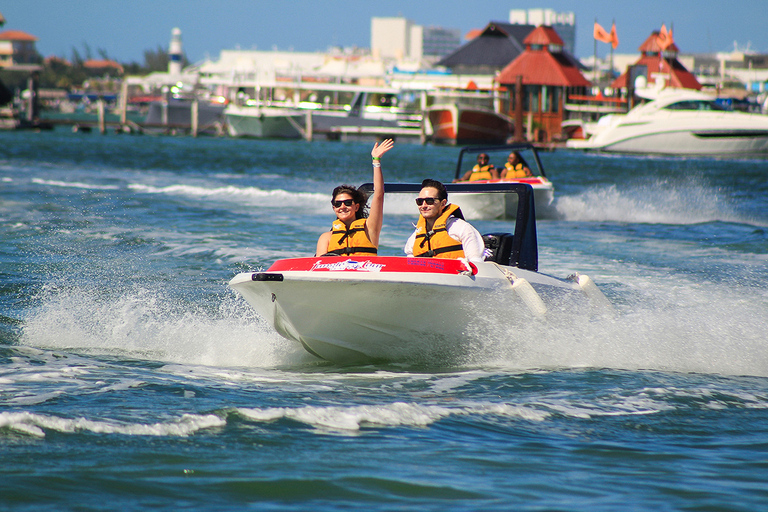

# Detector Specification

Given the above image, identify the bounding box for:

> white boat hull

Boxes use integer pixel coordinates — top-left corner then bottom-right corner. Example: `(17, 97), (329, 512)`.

(576, 127), (768, 156)
(566, 89), (768, 157)
(225, 105), (303, 138)
(229, 257), (592, 363)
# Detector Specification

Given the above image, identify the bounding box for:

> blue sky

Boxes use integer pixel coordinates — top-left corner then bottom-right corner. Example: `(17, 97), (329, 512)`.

(3, 1), (766, 64)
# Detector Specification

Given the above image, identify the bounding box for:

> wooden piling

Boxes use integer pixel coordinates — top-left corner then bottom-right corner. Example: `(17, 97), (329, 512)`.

(191, 99), (199, 137)
(305, 111), (313, 142)
(97, 100), (106, 134)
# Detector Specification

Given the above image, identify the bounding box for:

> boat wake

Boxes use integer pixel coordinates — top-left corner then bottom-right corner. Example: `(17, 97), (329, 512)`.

(17, 265), (768, 377)
(553, 180), (761, 225)
(20, 283), (312, 368)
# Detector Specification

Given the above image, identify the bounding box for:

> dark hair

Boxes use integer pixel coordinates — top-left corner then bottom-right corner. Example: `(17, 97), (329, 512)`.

(332, 184), (368, 219)
(420, 179), (447, 201)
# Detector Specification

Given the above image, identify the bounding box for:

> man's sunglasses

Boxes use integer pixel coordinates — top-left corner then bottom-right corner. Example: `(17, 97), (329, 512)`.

(415, 197), (440, 206)
(331, 199), (354, 208)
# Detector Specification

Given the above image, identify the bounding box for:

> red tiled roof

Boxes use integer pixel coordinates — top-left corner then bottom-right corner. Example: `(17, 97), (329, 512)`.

(638, 31), (679, 53)
(522, 26), (564, 46)
(465, 28), (483, 40)
(0, 29), (38, 42)
(497, 45), (590, 87)
(83, 59), (124, 73)
(612, 54), (700, 89)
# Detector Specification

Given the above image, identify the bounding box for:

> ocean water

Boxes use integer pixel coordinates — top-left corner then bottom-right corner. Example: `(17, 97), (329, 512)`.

(1, 129), (767, 511)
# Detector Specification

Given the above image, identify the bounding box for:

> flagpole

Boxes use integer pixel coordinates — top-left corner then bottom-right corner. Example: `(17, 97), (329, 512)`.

(610, 19), (615, 79)
(593, 18), (598, 86)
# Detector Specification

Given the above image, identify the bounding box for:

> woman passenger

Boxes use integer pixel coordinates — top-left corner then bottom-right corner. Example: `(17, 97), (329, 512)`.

(315, 139), (394, 257)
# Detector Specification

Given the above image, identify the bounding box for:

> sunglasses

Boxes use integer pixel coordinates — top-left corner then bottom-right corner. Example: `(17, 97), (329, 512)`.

(331, 199), (354, 208)
(415, 197), (440, 206)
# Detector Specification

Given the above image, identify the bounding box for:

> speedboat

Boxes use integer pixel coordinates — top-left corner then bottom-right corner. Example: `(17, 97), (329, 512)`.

(229, 183), (610, 364)
(449, 143), (555, 219)
(566, 88), (768, 157)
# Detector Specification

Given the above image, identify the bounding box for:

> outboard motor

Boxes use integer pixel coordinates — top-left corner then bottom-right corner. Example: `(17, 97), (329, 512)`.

(482, 232), (514, 265)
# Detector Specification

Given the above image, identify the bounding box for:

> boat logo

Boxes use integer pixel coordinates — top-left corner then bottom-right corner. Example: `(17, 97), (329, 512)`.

(310, 259), (385, 272)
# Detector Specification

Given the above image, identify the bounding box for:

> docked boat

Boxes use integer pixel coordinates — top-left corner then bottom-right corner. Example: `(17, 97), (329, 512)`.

(566, 88), (768, 157)
(426, 88), (514, 145)
(449, 143), (555, 219)
(225, 104), (304, 138)
(224, 82), (424, 140)
(229, 182), (610, 364)
(144, 98), (226, 134)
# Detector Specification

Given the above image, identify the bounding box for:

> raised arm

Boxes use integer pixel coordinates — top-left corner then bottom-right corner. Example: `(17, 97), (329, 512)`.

(365, 138), (394, 247)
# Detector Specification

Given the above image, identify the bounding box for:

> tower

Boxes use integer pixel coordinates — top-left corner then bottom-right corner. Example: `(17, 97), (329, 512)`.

(169, 27), (182, 75)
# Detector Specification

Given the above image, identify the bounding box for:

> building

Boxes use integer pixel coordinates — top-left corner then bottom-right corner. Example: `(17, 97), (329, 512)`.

(0, 29), (39, 69)
(422, 26), (462, 58)
(497, 26), (591, 142)
(509, 9), (576, 56)
(612, 31), (701, 91)
(370, 17), (461, 63)
(437, 22), (536, 75)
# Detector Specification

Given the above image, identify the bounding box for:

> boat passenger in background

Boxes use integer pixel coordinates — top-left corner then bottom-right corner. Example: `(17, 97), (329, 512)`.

(404, 179), (485, 262)
(500, 151), (533, 179)
(315, 138), (394, 257)
(453, 153), (499, 182)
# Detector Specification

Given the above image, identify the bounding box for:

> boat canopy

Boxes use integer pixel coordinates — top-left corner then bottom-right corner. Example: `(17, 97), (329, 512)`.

(358, 181), (539, 271)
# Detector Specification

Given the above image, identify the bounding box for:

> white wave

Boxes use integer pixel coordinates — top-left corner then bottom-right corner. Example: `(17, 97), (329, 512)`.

(128, 182), (327, 209)
(554, 181), (755, 225)
(0, 411), (224, 438)
(20, 285), (311, 368)
(236, 401), (550, 433)
(31, 178), (120, 190)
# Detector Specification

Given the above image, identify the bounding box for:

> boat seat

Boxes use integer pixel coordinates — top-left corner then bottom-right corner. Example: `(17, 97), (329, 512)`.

(482, 232), (514, 265)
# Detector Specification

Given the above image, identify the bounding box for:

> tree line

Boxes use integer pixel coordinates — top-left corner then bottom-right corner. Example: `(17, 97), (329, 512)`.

(0, 43), (189, 91)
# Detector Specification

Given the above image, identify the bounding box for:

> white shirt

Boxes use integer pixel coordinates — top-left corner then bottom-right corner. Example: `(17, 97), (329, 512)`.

(404, 216), (486, 262)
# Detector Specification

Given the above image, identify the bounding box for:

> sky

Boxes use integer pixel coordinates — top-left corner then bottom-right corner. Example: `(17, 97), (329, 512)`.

(2, 1), (767, 65)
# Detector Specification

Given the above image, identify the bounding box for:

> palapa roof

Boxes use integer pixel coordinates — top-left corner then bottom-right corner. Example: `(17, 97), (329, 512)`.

(496, 26), (590, 87)
(437, 22), (535, 72)
(0, 29), (38, 42)
(611, 31), (699, 90)
(638, 31), (679, 54)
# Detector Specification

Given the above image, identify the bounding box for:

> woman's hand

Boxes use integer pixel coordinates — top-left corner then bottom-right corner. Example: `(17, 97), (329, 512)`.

(371, 138), (394, 159)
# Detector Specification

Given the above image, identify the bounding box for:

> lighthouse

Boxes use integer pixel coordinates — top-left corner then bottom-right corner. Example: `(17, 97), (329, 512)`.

(169, 27), (182, 75)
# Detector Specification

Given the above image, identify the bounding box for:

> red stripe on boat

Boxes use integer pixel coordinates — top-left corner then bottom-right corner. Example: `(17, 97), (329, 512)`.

(267, 256), (468, 274)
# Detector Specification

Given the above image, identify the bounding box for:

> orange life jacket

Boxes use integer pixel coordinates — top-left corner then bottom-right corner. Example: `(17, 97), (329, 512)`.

(504, 162), (531, 179)
(469, 164), (494, 181)
(326, 218), (377, 256)
(412, 203), (466, 259)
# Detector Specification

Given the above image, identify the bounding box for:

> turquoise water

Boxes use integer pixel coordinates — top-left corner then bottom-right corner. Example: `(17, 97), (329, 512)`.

(1, 129), (768, 510)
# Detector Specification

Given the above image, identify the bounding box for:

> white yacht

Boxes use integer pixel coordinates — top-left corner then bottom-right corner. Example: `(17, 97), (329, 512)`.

(566, 88), (768, 157)
(224, 82), (423, 140)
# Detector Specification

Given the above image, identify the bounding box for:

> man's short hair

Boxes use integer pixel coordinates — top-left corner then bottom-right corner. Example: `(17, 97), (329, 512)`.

(420, 179), (447, 201)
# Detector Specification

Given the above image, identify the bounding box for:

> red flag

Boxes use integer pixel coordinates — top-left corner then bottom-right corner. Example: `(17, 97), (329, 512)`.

(609, 22), (619, 49)
(594, 22), (613, 44)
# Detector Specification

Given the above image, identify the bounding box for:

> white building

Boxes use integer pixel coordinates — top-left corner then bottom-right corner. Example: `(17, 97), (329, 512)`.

(371, 17), (461, 64)
(509, 8), (576, 55)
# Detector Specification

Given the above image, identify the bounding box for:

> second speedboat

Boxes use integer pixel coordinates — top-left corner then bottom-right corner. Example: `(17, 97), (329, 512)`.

(449, 143), (555, 219)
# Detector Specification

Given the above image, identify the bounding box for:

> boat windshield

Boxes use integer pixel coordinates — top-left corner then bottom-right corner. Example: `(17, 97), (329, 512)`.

(663, 100), (728, 111)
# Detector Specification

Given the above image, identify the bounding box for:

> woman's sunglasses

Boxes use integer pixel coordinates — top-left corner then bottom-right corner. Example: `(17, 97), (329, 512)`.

(415, 197), (440, 206)
(331, 199), (354, 208)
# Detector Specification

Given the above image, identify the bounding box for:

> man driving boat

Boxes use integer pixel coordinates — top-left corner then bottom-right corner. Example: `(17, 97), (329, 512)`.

(404, 179), (485, 261)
